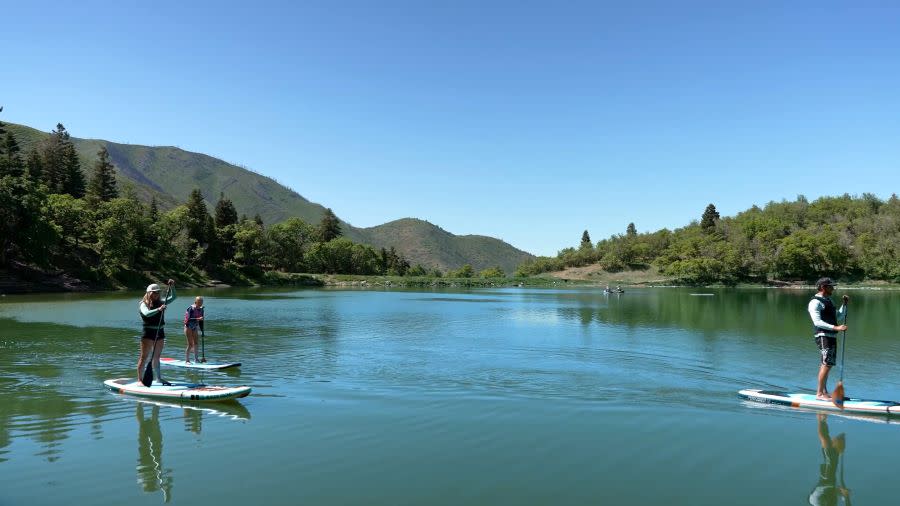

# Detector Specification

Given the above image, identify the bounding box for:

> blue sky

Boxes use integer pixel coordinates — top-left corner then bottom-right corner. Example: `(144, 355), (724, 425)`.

(4, 1), (900, 256)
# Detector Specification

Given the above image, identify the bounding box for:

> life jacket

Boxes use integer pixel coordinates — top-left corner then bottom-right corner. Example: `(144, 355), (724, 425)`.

(140, 298), (165, 327)
(812, 295), (837, 333)
(184, 305), (203, 325)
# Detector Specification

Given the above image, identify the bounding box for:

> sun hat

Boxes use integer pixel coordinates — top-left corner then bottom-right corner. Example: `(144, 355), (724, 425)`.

(146, 283), (161, 293)
(815, 277), (836, 289)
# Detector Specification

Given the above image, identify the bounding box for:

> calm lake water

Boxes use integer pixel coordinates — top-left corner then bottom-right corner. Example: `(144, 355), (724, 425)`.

(2, 286), (899, 505)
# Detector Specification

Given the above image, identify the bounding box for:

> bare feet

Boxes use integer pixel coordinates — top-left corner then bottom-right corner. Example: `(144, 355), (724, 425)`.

(816, 393), (832, 401)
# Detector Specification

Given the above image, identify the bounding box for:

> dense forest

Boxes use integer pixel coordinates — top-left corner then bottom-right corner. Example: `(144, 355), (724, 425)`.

(0, 112), (504, 287)
(516, 196), (900, 284)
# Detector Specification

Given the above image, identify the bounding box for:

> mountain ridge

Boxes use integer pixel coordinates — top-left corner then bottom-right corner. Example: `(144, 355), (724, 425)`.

(6, 122), (533, 274)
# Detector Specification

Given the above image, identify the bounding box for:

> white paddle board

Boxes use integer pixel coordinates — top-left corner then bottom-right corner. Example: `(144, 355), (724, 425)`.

(104, 378), (251, 401)
(160, 357), (241, 370)
(739, 389), (900, 416)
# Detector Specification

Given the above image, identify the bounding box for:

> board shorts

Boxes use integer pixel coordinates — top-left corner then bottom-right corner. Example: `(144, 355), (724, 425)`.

(815, 335), (837, 366)
(142, 328), (166, 341)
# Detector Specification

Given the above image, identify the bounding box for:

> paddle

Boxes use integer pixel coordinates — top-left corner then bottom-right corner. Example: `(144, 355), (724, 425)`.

(200, 306), (205, 363)
(832, 296), (849, 409)
(141, 286), (171, 387)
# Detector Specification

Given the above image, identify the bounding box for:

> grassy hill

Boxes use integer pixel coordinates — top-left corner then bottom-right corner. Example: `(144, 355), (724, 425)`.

(345, 218), (533, 274)
(7, 122), (534, 273)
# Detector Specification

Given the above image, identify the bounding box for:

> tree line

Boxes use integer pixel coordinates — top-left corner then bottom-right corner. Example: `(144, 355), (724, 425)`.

(516, 197), (900, 285)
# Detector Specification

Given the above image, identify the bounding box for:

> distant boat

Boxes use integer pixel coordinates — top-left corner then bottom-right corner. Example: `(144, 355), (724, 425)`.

(604, 289), (624, 294)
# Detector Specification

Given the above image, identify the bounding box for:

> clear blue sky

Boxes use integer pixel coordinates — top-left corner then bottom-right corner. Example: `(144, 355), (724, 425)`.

(4, 1), (900, 256)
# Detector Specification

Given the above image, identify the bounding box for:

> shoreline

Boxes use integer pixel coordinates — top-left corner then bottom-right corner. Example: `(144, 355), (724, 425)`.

(3, 268), (899, 296)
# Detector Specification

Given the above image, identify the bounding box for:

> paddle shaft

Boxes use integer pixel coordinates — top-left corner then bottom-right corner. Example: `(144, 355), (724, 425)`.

(839, 307), (848, 382)
(142, 286), (170, 387)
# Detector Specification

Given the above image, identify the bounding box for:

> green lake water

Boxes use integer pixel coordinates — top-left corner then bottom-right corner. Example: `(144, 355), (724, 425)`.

(2, 286), (899, 505)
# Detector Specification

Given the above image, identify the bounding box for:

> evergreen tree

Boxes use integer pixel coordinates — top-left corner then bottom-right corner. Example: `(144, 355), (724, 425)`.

(0, 132), (24, 178)
(214, 193), (238, 227)
(626, 223), (637, 237)
(318, 208), (341, 242)
(580, 230), (592, 247)
(149, 196), (160, 222)
(185, 189), (212, 246)
(42, 123), (70, 193)
(700, 204), (720, 231)
(254, 214), (264, 226)
(86, 147), (118, 202)
(25, 148), (43, 183)
(61, 142), (86, 198)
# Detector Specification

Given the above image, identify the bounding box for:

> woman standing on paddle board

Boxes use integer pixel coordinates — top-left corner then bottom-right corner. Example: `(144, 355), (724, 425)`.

(138, 280), (176, 385)
(808, 277), (848, 401)
(183, 296), (204, 364)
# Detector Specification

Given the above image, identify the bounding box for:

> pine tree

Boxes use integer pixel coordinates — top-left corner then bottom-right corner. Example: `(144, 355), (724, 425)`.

(0, 132), (23, 178)
(87, 147), (118, 202)
(42, 123), (69, 193)
(700, 204), (720, 231)
(626, 223), (637, 237)
(214, 193), (238, 227)
(318, 208), (341, 242)
(25, 148), (43, 183)
(61, 142), (86, 198)
(580, 230), (591, 247)
(185, 189), (212, 246)
(149, 196), (160, 222)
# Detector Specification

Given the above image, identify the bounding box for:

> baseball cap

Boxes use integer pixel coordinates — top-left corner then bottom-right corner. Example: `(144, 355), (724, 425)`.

(146, 283), (161, 292)
(815, 277), (836, 289)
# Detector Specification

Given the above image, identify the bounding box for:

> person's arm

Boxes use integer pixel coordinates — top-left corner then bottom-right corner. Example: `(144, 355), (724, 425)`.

(808, 299), (837, 331)
(164, 285), (176, 305)
(140, 301), (161, 317)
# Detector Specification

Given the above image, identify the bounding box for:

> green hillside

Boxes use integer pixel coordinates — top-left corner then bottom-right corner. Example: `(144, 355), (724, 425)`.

(345, 218), (533, 274)
(7, 122), (534, 272)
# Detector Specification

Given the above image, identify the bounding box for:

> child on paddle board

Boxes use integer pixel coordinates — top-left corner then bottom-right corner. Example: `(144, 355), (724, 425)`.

(808, 277), (848, 401)
(183, 296), (204, 364)
(138, 279), (176, 385)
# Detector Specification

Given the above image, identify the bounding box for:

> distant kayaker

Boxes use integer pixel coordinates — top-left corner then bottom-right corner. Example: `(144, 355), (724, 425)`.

(138, 279), (176, 385)
(808, 277), (848, 401)
(183, 296), (205, 364)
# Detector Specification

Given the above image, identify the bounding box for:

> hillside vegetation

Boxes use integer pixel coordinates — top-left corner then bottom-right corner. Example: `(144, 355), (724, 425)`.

(518, 197), (900, 285)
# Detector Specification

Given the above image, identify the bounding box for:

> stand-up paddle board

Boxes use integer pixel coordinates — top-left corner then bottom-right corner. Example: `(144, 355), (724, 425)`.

(160, 357), (241, 370)
(105, 378), (251, 401)
(739, 389), (900, 416)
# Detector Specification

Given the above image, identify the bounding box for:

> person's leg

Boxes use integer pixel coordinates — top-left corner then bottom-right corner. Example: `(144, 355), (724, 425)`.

(184, 327), (192, 363)
(153, 337), (170, 385)
(138, 338), (152, 380)
(817, 364), (831, 399)
(816, 336), (835, 399)
(191, 329), (199, 362)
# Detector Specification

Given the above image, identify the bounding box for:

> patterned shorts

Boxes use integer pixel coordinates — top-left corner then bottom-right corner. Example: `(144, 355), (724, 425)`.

(815, 335), (837, 366)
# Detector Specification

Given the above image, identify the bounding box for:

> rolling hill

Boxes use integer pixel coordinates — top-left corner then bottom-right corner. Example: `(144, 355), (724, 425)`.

(7, 122), (534, 274)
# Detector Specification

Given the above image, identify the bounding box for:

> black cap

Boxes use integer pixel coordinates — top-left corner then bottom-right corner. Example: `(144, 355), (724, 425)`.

(815, 277), (837, 289)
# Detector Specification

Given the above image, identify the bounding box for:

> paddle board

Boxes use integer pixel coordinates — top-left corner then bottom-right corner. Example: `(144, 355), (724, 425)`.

(160, 357), (241, 370)
(739, 389), (900, 416)
(104, 378), (251, 401)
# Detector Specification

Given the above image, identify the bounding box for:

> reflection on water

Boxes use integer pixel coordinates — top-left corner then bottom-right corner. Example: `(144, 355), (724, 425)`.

(133, 399), (250, 502)
(809, 413), (851, 506)
(136, 404), (173, 503)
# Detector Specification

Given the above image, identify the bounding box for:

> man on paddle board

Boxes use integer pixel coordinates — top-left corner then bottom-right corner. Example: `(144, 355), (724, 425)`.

(138, 280), (176, 385)
(808, 277), (848, 401)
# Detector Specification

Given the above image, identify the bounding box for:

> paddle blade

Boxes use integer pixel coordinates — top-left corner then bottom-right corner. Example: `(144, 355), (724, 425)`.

(832, 381), (845, 409)
(141, 361), (154, 387)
